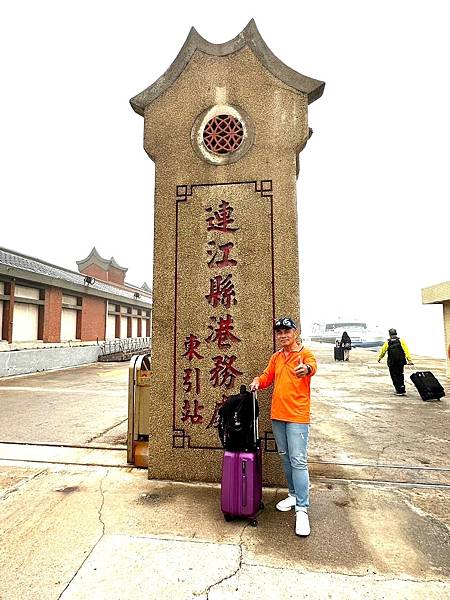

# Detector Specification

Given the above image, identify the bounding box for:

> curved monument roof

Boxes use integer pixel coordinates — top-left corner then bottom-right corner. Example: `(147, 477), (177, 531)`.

(130, 19), (325, 116)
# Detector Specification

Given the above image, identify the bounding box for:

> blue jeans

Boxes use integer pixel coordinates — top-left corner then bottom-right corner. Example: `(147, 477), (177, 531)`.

(271, 420), (310, 509)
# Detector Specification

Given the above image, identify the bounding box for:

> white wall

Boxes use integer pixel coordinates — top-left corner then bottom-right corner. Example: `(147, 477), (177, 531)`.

(12, 303), (39, 341)
(106, 314), (116, 339)
(0, 345), (101, 377)
(120, 316), (128, 339)
(12, 285), (40, 342)
(62, 294), (78, 306)
(60, 308), (77, 341)
(131, 317), (138, 337)
(15, 285), (40, 300)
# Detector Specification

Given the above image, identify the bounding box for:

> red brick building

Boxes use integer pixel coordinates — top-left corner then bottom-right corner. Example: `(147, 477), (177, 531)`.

(0, 246), (152, 345)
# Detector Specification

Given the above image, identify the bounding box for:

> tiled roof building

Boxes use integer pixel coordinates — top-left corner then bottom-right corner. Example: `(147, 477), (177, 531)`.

(0, 246), (152, 345)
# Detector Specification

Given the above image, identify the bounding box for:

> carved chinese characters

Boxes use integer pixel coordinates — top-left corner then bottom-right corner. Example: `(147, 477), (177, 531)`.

(174, 181), (274, 449)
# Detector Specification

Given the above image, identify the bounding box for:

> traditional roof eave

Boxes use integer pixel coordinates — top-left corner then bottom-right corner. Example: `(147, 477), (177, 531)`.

(130, 19), (325, 116)
(76, 247), (128, 274)
(77, 247), (110, 271)
(109, 256), (127, 272)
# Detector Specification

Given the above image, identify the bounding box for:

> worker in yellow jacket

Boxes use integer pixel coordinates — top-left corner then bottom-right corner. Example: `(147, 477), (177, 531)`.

(378, 328), (413, 395)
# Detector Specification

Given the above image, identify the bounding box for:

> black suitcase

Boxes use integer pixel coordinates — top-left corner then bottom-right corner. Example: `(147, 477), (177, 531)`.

(410, 371), (445, 401)
(334, 346), (344, 361)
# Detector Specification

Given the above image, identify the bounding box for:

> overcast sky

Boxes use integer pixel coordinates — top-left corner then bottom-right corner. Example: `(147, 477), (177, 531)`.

(1, 1), (448, 357)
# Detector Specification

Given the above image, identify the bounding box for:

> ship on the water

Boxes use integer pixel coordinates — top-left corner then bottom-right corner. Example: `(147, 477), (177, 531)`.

(310, 321), (385, 348)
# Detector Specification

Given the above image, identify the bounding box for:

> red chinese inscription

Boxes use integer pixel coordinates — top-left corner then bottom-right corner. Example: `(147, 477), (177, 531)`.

(206, 394), (228, 429)
(205, 274), (237, 309)
(209, 355), (243, 389)
(182, 334), (204, 361)
(205, 200), (239, 233)
(181, 398), (204, 424)
(206, 315), (241, 349)
(183, 367), (201, 394)
(207, 240), (237, 268)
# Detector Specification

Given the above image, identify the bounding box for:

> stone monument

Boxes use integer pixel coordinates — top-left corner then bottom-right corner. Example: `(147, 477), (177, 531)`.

(130, 20), (324, 484)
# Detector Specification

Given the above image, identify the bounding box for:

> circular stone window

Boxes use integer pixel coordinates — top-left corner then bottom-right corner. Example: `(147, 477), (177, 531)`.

(192, 105), (254, 165)
(203, 115), (244, 154)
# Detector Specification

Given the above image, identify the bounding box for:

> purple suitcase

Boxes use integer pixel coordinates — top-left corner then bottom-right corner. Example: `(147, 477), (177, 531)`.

(221, 448), (263, 523)
(220, 391), (263, 525)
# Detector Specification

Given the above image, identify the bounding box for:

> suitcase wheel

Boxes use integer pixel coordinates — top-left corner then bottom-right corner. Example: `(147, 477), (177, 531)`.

(223, 513), (232, 522)
(250, 518), (258, 527)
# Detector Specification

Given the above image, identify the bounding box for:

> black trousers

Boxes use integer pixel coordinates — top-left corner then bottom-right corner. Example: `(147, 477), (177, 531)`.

(388, 362), (405, 393)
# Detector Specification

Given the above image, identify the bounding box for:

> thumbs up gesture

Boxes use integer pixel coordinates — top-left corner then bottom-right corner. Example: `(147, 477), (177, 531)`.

(294, 356), (308, 377)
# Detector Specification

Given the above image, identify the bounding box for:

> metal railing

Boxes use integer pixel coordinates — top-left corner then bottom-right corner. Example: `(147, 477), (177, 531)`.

(100, 337), (151, 356)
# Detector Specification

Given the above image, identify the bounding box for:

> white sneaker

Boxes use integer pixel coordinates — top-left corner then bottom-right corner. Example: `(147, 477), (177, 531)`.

(295, 508), (310, 536)
(276, 494), (296, 512)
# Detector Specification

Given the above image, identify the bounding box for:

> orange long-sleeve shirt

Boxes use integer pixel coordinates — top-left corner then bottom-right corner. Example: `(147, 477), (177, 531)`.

(258, 346), (317, 423)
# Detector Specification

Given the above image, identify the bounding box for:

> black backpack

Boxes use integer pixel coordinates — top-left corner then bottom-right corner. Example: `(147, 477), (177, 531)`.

(387, 337), (406, 365)
(218, 385), (259, 452)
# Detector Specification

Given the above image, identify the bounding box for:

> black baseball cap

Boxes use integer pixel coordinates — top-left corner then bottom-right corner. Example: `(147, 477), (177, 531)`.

(274, 317), (297, 330)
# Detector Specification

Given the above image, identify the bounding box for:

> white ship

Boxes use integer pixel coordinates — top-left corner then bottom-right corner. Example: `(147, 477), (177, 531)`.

(310, 321), (385, 348)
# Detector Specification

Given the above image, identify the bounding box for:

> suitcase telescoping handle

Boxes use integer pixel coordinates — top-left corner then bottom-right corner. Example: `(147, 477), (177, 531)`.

(252, 390), (259, 445)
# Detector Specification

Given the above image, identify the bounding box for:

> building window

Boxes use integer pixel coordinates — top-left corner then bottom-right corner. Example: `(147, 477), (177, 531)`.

(120, 314), (128, 339)
(131, 316), (138, 337)
(13, 285), (42, 342)
(61, 294), (80, 341)
(62, 294), (78, 306)
(15, 285), (40, 301)
(106, 314), (117, 339)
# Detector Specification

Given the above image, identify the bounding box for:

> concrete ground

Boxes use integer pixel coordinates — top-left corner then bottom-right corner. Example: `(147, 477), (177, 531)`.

(0, 344), (449, 599)
(0, 362), (128, 446)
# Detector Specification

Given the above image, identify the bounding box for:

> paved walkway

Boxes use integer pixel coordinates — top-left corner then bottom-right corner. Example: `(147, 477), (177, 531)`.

(1, 345), (449, 599)
(0, 362), (128, 446)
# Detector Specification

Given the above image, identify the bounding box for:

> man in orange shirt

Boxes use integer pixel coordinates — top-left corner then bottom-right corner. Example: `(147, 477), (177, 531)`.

(250, 316), (317, 536)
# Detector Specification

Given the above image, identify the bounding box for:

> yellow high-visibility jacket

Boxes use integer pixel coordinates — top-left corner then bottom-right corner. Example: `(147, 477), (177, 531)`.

(378, 338), (412, 362)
